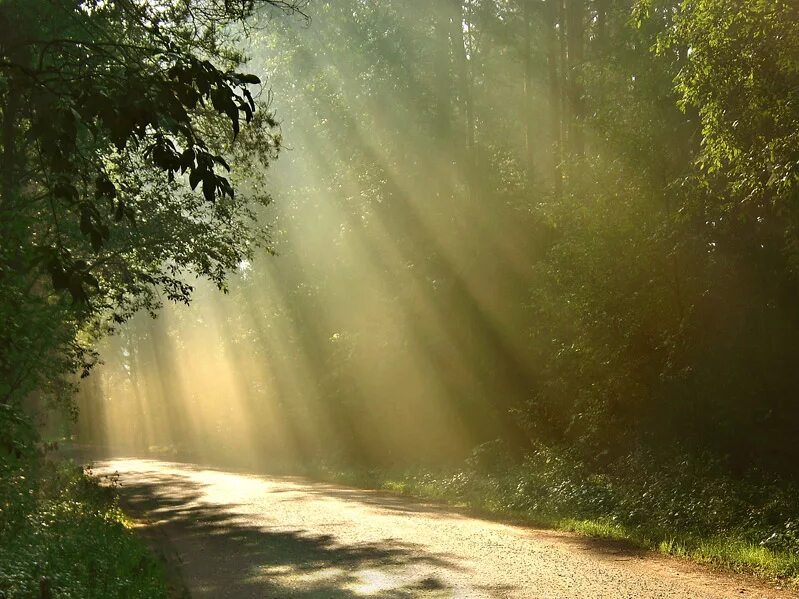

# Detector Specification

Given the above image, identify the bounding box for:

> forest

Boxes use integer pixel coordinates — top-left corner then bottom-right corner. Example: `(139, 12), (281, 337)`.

(3, 0), (799, 596)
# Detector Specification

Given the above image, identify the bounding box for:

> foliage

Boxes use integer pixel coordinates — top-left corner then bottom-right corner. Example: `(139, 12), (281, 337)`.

(0, 0), (301, 443)
(0, 454), (169, 598)
(669, 0), (799, 220)
(74, 0), (799, 479)
(6, 0), (790, 587)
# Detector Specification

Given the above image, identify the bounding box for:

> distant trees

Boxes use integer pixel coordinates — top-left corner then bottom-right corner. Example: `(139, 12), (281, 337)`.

(527, 0), (799, 473)
(276, 0), (799, 473)
(0, 0), (302, 449)
(61, 0), (799, 477)
(664, 0), (799, 471)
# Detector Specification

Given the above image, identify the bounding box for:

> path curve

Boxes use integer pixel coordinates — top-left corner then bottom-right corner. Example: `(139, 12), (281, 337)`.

(94, 459), (798, 599)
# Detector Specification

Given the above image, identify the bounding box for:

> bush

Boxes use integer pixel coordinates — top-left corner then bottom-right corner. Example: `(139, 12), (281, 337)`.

(0, 454), (168, 599)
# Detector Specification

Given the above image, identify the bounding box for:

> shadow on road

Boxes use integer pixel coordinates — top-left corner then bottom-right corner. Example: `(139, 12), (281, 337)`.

(265, 481), (475, 519)
(92, 460), (799, 599)
(115, 474), (464, 598)
(259, 478), (651, 561)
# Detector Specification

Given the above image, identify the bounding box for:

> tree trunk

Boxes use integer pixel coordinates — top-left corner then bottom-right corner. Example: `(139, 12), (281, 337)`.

(596, 0), (610, 50)
(434, 3), (454, 146)
(1, 23), (21, 217)
(523, 0), (536, 187)
(0, 0), (36, 292)
(464, 2), (480, 202)
(449, 0), (475, 200)
(547, 0), (563, 196)
(566, 0), (585, 157)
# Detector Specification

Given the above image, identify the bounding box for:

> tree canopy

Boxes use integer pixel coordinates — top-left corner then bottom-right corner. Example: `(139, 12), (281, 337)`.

(4, 0), (799, 480)
(74, 0), (799, 477)
(0, 0), (303, 448)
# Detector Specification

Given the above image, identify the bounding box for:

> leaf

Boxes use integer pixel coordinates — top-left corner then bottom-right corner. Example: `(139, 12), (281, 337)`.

(237, 73), (261, 85)
(189, 168), (202, 190)
(180, 148), (196, 172)
(90, 230), (104, 252)
(242, 102), (253, 123)
(83, 272), (100, 290)
(80, 208), (93, 235)
(213, 156), (231, 172)
(48, 259), (68, 291)
(218, 177), (234, 199)
(67, 272), (87, 303)
(202, 174), (216, 202)
(243, 89), (256, 112)
(211, 87), (227, 112)
(54, 181), (79, 204)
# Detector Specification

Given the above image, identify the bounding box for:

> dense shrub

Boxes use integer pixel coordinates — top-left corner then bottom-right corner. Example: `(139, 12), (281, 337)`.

(0, 455), (168, 599)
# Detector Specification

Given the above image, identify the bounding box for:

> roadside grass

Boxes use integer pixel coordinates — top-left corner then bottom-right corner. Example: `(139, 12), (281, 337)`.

(0, 454), (169, 599)
(308, 446), (799, 586)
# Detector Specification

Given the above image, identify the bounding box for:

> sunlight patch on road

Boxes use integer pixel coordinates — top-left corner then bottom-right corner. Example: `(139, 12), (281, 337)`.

(258, 565), (346, 584)
(347, 569), (396, 594)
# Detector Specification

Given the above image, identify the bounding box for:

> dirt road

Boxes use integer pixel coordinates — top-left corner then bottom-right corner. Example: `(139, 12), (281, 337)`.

(93, 459), (797, 599)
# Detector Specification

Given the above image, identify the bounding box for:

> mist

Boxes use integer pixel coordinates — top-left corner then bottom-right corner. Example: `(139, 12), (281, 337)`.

(8, 0), (799, 594)
(74, 0), (799, 478)
(75, 2), (544, 469)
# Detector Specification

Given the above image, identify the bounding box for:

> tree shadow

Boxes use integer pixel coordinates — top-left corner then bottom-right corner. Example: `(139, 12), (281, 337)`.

(551, 533), (650, 560)
(113, 474), (468, 598)
(253, 477), (652, 561)
(99, 460), (659, 599)
(263, 479), (475, 520)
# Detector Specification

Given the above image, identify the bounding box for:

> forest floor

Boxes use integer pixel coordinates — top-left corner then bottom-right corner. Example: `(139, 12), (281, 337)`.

(94, 458), (798, 599)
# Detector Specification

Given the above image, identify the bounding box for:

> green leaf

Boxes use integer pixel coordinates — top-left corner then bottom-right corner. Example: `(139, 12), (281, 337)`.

(189, 168), (202, 190)
(202, 174), (216, 202)
(237, 73), (261, 85)
(213, 156), (231, 172)
(180, 148), (196, 172)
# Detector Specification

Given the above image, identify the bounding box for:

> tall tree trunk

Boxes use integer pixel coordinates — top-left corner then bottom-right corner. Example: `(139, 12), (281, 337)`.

(595, 0), (610, 49)
(547, 0), (563, 196)
(432, 1), (458, 213)
(0, 1), (35, 287)
(566, 0), (585, 157)
(464, 1), (480, 202)
(449, 0), (474, 200)
(523, 0), (536, 187)
(1, 87), (19, 212)
(434, 3), (454, 147)
(0, 9), (21, 218)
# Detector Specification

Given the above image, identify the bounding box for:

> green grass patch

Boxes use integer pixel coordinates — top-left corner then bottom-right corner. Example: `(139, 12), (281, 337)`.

(0, 454), (169, 599)
(556, 517), (633, 543)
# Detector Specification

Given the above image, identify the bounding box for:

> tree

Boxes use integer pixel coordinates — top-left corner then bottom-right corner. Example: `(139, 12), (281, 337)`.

(667, 0), (799, 263)
(565, 0), (585, 157)
(0, 0), (303, 446)
(61, 0), (799, 477)
(546, 0), (563, 195)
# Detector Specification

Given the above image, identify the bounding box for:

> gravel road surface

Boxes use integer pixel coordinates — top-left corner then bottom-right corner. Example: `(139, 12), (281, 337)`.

(93, 459), (798, 599)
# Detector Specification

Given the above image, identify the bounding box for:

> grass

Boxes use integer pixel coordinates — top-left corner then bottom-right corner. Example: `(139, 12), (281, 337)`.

(0, 453), (169, 599)
(306, 445), (799, 587)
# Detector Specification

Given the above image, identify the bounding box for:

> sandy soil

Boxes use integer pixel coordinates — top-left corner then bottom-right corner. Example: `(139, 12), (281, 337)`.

(93, 458), (799, 599)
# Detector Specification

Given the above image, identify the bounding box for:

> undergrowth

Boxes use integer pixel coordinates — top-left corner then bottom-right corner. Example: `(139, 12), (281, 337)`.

(310, 444), (799, 585)
(0, 453), (168, 599)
